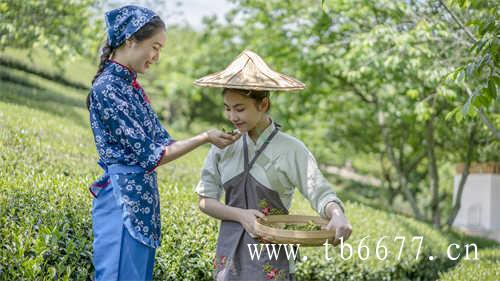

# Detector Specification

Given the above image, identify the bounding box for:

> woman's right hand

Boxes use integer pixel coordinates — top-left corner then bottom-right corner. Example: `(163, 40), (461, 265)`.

(205, 129), (241, 149)
(237, 209), (265, 237)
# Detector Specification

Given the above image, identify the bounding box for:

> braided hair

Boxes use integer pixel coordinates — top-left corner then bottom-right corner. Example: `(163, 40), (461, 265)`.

(86, 16), (165, 110)
(86, 43), (113, 110)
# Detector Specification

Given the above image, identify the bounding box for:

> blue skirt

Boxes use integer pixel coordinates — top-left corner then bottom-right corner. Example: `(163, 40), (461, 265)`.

(92, 182), (156, 281)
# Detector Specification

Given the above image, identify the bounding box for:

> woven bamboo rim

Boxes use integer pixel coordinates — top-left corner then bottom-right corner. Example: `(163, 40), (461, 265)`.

(254, 215), (335, 247)
(194, 50), (305, 91)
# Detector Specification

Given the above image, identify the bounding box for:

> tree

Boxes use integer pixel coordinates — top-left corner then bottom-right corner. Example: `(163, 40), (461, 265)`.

(174, 0), (498, 227)
(439, 0), (499, 140)
(0, 0), (102, 64)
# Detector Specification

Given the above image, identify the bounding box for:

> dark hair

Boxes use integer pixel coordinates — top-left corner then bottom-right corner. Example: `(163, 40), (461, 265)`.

(86, 16), (166, 110)
(222, 88), (271, 112)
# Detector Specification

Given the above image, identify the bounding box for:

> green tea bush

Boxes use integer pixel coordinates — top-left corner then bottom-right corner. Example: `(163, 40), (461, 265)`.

(0, 56), (88, 90)
(439, 248), (500, 281)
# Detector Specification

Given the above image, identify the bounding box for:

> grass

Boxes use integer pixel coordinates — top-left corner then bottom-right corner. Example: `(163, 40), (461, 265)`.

(1, 51), (499, 280)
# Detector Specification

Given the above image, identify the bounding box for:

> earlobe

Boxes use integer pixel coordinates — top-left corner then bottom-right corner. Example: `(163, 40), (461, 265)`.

(125, 38), (135, 48)
(263, 98), (270, 112)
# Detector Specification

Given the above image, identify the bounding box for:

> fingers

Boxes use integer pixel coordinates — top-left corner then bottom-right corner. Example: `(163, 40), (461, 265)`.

(252, 210), (265, 218)
(343, 225), (352, 240)
(212, 132), (241, 149)
(324, 221), (335, 231)
(219, 132), (235, 140)
(231, 132), (242, 141)
(324, 220), (352, 246)
(222, 132), (242, 143)
(257, 237), (270, 243)
(333, 224), (352, 246)
(215, 141), (231, 149)
(213, 138), (233, 149)
(331, 222), (341, 246)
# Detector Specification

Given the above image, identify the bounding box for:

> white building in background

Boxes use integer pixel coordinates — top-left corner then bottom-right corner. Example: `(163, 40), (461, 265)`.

(453, 164), (500, 243)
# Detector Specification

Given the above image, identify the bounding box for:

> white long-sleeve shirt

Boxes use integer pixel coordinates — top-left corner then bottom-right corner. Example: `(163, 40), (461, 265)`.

(195, 121), (344, 218)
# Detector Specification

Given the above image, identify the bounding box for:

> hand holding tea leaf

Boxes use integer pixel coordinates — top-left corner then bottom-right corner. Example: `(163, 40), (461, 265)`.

(206, 129), (241, 149)
(221, 127), (241, 136)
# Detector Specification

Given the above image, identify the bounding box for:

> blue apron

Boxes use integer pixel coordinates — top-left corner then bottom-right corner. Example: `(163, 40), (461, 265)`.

(90, 162), (162, 248)
(91, 164), (159, 281)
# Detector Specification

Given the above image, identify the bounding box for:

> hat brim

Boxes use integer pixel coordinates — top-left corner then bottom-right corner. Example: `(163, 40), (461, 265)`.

(194, 50), (305, 92)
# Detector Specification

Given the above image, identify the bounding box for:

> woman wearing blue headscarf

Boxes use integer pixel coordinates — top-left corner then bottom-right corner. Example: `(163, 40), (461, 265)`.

(87, 5), (240, 281)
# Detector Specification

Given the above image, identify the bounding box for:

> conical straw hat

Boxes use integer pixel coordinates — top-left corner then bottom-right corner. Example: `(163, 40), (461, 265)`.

(194, 50), (305, 91)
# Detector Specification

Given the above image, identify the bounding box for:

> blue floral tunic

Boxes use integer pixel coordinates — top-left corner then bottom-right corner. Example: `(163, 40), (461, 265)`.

(88, 60), (174, 248)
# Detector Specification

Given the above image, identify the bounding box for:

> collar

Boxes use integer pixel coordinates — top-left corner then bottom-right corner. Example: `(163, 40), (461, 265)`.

(250, 118), (280, 147)
(106, 60), (136, 83)
(105, 60), (151, 103)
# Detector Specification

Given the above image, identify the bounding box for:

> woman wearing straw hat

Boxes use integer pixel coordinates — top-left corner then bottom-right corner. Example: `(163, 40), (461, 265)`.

(87, 5), (240, 281)
(195, 50), (352, 280)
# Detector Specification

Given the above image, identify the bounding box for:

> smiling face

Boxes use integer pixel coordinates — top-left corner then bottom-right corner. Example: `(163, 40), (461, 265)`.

(223, 89), (270, 133)
(125, 29), (166, 74)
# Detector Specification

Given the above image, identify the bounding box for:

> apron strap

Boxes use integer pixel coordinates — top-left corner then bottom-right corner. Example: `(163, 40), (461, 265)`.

(243, 134), (249, 172)
(243, 122), (280, 172)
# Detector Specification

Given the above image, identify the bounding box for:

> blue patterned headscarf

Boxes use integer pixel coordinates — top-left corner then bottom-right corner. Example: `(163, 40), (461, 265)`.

(105, 5), (158, 48)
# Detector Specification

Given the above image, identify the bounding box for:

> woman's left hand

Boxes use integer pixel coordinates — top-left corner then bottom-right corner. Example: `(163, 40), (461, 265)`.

(324, 202), (352, 246)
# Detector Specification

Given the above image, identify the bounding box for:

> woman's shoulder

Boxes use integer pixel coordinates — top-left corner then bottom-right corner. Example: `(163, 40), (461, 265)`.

(91, 76), (131, 104)
(275, 131), (308, 152)
(272, 131), (319, 171)
(92, 73), (123, 92)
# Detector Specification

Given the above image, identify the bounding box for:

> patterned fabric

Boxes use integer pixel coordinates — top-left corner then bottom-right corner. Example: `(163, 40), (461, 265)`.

(89, 60), (174, 248)
(105, 5), (158, 48)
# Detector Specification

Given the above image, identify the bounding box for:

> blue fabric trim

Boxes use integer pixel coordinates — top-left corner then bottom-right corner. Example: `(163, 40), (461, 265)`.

(108, 164), (144, 174)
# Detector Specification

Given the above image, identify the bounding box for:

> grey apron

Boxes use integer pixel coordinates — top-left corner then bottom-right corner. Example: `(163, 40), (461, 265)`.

(214, 124), (297, 281)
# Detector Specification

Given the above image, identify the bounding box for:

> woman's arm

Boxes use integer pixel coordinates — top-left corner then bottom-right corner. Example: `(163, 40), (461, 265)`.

(198, 196), (264, 236)
(157, 129), (240, 166)
(284, 144), (352, 245)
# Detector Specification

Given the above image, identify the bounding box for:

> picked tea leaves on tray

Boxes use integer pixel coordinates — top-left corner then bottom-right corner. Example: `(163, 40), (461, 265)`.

(283, 220), (322, 231)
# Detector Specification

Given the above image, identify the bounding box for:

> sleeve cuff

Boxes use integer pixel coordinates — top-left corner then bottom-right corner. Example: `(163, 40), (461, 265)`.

(147, 146), (166, 173)
(320, 197), (345, 218)
(165, 138), (176, 146)
(195, 182), (222, 201)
